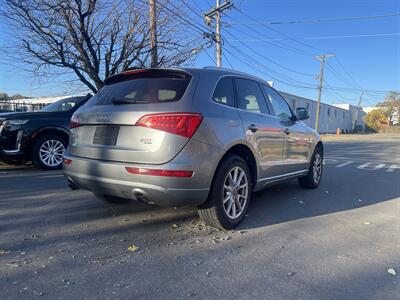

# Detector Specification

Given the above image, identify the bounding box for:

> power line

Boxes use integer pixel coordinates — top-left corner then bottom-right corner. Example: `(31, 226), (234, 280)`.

(222, 13), (317, 57)
(222, 51), (233, 68)
(223, 41), (317, 89)
(231, 12), (400, 25)
(223, 28), (316, 77)
(226, 32), (400, 42)
(136, 0), (211, 36)
(230, 5), (398, 102)
(233, 6), (328, 54)
(304, 32), (400, 40)
(223, 35), (318, 87)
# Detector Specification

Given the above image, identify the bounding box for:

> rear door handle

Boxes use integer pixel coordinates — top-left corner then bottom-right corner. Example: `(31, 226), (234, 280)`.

(248, 124), (259, 132)
(284, 128), (291, 135)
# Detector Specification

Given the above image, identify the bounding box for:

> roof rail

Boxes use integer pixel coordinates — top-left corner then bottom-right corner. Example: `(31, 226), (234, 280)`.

(203, 66), (272, 84)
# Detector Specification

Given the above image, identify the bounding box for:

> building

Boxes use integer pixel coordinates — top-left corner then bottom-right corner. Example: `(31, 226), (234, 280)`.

(280, 92), (357, 133)
(0, 95), (86, 113)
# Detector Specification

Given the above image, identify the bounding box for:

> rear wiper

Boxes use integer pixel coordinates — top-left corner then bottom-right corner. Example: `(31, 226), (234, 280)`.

(111, 97), (137, 105)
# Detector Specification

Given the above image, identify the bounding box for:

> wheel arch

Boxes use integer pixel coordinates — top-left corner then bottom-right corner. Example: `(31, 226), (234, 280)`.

(315, 141), (324, 155)
(30, 127), (69, 158)
(215, 143), (258, 186)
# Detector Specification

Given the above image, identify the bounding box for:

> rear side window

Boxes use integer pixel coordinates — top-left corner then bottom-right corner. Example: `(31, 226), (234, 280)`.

(212, 77), (235, 107)
(86, 72), (191, 106)
(235, 78), (269, 114)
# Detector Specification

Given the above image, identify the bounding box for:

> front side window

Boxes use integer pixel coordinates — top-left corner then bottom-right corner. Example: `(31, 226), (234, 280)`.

(262, 85), (293, 120)
(212, 77), (235, 107)
(235, 78), (269, 114)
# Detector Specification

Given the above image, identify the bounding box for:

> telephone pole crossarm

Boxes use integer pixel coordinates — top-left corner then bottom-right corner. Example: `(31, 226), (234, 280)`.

(204, 0), (233, 18)
(204, 0), (233, 68)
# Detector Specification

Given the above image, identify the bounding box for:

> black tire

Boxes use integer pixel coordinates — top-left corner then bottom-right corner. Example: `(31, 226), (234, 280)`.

(298, 146), (323, 189)
(32, 134), (67, 170)
(198, 155), (252, 230)
(94, 193), (131, 204)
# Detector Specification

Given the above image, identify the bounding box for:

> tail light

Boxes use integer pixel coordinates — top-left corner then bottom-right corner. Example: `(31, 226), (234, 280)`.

(70, 114), (80, 129)
(135, 112), (203, 138)
(63, 158), (72, 165)
(125, 167), (193, 177)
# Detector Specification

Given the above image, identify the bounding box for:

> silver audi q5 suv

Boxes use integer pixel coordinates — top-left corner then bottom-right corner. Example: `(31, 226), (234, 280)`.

(63, 67), (323, 229)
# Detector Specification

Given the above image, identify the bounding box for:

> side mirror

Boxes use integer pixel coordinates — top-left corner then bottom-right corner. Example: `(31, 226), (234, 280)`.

(295, 107), (310, 121)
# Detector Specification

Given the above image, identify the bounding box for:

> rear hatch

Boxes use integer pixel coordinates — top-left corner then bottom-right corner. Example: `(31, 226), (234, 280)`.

(68, 69), (201, 164)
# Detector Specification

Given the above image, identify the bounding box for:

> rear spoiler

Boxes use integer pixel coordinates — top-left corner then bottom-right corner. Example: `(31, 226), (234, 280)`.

(104, 69), (192, 85)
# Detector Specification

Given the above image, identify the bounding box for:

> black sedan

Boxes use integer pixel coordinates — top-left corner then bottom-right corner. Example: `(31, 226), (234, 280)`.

(0, 95), (90, 170)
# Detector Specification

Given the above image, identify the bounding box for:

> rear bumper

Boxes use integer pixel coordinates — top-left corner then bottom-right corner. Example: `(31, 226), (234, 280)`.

(62, 141), (223, 206)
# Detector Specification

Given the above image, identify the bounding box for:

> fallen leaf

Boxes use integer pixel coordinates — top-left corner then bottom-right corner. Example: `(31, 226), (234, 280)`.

(127, 245), (140, 252)
(388, 268), (397, 276)
(0, 249), (10, 255)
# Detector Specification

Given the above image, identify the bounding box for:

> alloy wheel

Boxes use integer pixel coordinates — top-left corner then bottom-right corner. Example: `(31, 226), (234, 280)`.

(39, 139), (65, 167)
(222, 166), (249, 220)
(312, 153), (322, 184)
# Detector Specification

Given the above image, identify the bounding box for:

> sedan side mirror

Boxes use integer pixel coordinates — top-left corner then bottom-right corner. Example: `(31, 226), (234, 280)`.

(295, 107), (310, 121)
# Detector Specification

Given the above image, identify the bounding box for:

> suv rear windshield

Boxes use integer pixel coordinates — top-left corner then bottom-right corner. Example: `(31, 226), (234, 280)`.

(86, 71), (191, 106)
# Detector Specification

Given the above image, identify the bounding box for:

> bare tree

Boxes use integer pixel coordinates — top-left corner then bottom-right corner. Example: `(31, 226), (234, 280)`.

(1, 0), (205, 93)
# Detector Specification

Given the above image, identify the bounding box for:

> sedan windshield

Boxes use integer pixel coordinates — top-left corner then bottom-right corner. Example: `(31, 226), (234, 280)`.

(40, 97), (83, 112)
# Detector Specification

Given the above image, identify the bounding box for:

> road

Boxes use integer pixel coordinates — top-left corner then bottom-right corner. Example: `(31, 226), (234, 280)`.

(0, 135), (399, 299)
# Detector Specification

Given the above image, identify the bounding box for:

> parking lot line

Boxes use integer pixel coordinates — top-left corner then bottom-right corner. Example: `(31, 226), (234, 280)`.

(357, 162), (386, 170)
(386, 164), (400, 172)
(335, 161), (354, 168)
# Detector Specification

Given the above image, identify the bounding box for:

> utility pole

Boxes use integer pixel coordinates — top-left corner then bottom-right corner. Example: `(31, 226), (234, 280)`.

(353, 91), (364, 131)
(149, 0), (158, 68)
(314, 54), (335, 131)
(204, 0), (233, 67)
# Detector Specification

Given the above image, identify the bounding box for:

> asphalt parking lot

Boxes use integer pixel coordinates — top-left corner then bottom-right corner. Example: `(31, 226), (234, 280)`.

(0, 135), (399, 299)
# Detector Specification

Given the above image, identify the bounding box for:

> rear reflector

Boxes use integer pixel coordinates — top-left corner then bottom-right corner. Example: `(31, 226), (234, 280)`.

(125, 167), (193, 178)
(63, 158), (72, 165)
(135, 112), (202, 138)
(70, 114), (80, 129)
